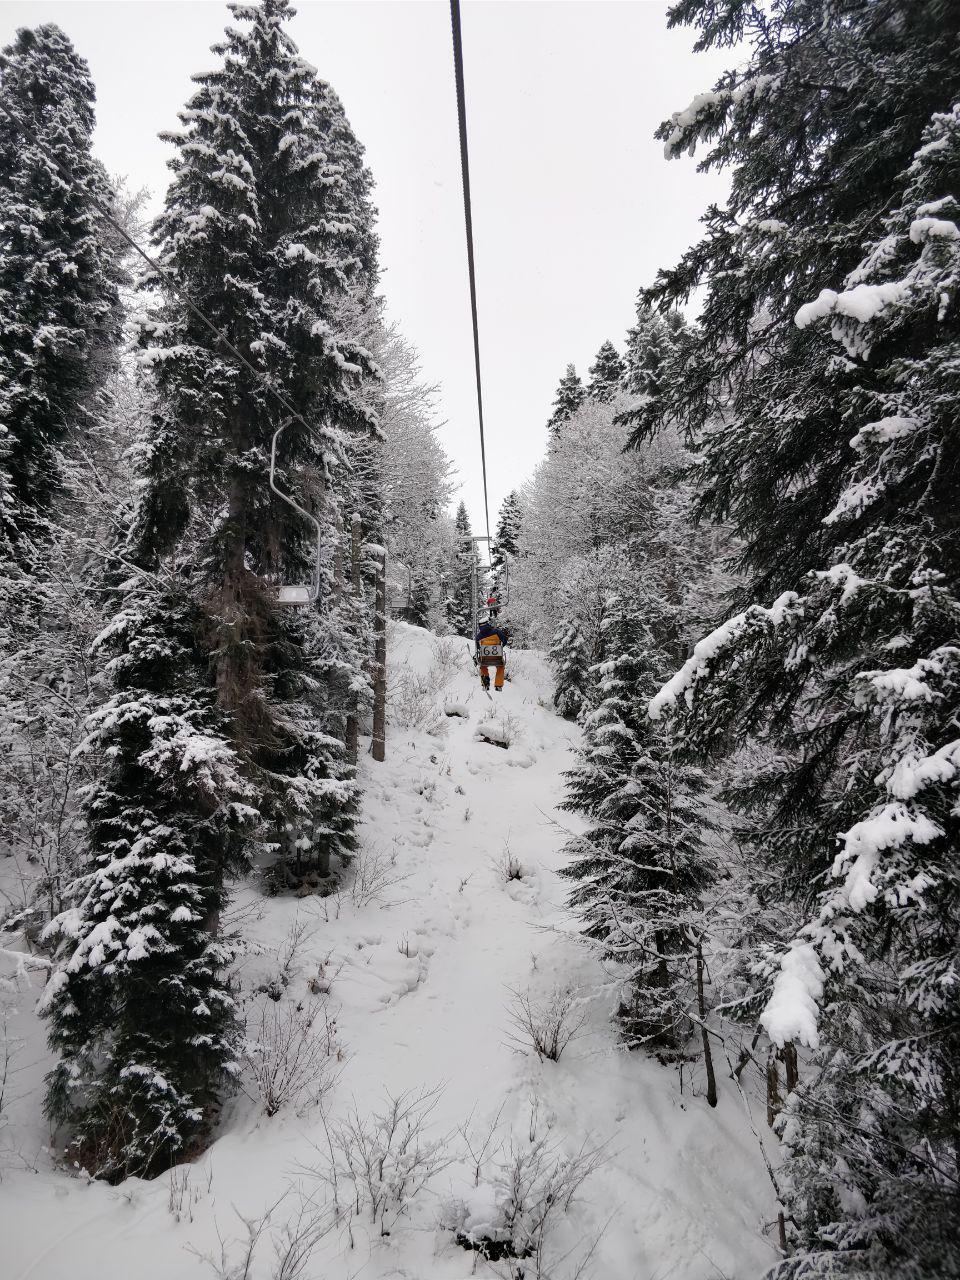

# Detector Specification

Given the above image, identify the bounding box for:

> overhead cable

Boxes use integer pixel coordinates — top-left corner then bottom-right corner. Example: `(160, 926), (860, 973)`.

(449, 0), (493, 546)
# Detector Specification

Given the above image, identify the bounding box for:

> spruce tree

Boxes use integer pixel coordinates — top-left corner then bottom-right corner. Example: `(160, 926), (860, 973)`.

(548, 618), (589, 721)
(546, 363), (585, 440)
(0, 24), (120, 548)
(644, 1), (960, 1269)
(643, 0), (960, 602)
(490, 489), (521, 601)
(447, 501), (481, 636)
(42, 0), (380, 1176)
(562, 591), (714, 1070)
(618, 304), (686, 448)
(586, 339), (624, 402)
(41, 571), (255, 1179)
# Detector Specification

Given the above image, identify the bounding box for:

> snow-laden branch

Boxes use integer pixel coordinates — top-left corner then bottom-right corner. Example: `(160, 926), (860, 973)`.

(648, 591), (798, 720)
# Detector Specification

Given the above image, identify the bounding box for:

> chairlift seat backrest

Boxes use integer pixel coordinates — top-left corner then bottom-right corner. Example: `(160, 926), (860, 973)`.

(277, 585), (314, 605)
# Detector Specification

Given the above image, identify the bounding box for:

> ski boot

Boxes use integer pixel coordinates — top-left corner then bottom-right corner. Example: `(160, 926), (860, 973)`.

(480, 673), (490, 691)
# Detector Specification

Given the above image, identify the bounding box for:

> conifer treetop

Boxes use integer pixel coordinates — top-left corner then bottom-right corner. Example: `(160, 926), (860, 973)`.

(546, 362), (585, 439)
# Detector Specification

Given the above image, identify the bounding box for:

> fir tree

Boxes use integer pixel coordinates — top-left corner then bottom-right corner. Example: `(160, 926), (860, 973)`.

(490, 489), (521, 601)
(447, 500), (481, 636)
(42, 572), (255, 1179)
(646, 3), (960, 1268)
(0, 24), (120, 548)
(643, 0), (960, 602)
(546, 363), (584, 440)
(43, 0), (380, 1176)
(561, 590), (715, 1074)
(548, 617), (589, 721)
(586, 339), (624, 402)
(618, 304), (686, 448)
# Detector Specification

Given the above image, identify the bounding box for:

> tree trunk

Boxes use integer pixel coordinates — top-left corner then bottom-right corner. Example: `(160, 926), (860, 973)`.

(765, 1046), (789, 1253)
(345, 512), (362, 765)
(766, 1050), (781, 1130)
(783, 1040), (799, 1094)
(696, 938), (718, 1107)
(371, 545), (387, 762)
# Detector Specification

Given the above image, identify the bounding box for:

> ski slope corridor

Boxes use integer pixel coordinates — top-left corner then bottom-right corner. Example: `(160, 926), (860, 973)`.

(1, 623), (778, 1280)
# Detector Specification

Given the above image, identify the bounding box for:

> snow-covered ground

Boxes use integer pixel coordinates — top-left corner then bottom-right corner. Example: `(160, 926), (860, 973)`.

(1, 623), (779, 1280)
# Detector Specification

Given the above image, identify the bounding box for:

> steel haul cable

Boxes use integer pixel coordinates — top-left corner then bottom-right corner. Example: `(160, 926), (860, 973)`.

(449, 0), (492, 547)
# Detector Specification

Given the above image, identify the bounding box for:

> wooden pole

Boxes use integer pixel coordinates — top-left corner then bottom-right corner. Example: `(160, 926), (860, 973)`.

(371, 545), (387, 762)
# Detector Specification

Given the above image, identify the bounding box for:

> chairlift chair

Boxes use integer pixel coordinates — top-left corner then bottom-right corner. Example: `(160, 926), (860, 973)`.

(269, 422), (323, 605)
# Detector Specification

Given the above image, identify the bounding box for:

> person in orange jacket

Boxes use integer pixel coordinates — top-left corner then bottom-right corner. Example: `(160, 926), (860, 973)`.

(474, 607), (509, 692)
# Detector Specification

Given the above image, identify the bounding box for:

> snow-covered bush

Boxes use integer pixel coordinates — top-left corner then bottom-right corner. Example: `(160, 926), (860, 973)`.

(242, 999), (341, 1118)
(387, 668), (445, 735)
(312, 1085), (456, 1238)
(445, 1113), (607, 1277)
(505, 986), (587, 1063)
(494, 843), (525, 884)
(347, 842), (407, 910)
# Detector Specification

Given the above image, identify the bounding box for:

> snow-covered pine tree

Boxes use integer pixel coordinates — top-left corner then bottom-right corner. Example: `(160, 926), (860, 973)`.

(490, 489), (521, 602)
(644, 2), (960, 1267)
(42, 0), (381, 1176)
(41, 569), (256, 1180)
(586, 339), (624, 402)
(545, 362), (585, 441)
(138, 0), (379, 867)
(548, 617), (589, 721)
(0, 24), (120, 550)
(617, 303), (686, 449)
(643, 0), (960, 603)
(561, 585), (715, 1082)
(447, 500), (481, 636)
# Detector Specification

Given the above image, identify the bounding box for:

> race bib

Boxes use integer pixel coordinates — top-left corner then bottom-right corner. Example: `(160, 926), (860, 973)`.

(479, 642), (504, 659)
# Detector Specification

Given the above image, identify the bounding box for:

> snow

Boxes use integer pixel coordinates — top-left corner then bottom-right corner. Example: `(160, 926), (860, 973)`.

(849, 414), (918, 452)
(814, 562), (865, 603)
(0, 623), (778, 1280)
(824, 476), (884, 524)
(888, 739), (960, 801)
(760, 943), (825, 1049)
(909, 216), (959, 243)
(833, 803), (942, 911)
(795, 282), (907, 329)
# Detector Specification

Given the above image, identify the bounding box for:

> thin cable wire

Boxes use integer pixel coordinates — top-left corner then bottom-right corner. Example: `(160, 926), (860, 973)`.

(0, 97), (327, 451)
(449, 0), (492, 547)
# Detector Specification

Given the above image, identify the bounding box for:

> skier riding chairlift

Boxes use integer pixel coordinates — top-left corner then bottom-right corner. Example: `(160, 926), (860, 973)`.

(475, 597), (510, 692)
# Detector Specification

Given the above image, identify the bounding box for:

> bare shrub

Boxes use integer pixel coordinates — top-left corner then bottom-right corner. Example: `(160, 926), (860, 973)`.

(446, 1110), (609, 1280)
(188, 1206), (274, 1280)
(188, 1191), (334, 1280)
(505, 986), (588, 1063)
(427, 638), (468, 688)
(168, 1162), (214, 1223)
(307, 1085), (455, 1237)
(458, 1101), (506, 1186)
(495, 1133), (608, 1273)
(253, 918), (314, 1003)
(243, 999), (342, 1117)
(387, 668), (445, 734)
(272, 1187), (336, 1280)
(493, 842), (524, 884)
(348, 842), (408, 909)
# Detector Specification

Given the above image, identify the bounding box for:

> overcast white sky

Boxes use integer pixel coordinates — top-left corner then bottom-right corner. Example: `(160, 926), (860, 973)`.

(1, 0), (736, 536)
